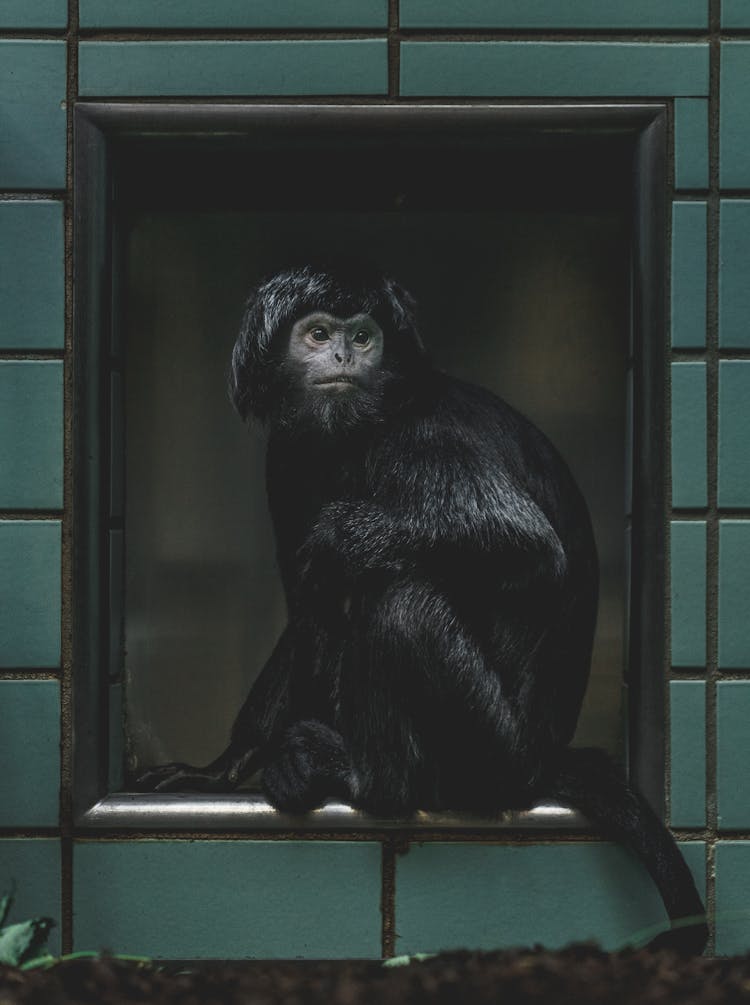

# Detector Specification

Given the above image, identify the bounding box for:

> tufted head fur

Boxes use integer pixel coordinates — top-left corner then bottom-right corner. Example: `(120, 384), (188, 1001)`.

(229, 264), (426, 423)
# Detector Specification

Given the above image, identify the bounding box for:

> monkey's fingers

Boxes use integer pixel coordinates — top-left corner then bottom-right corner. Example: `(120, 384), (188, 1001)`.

(133, 762), (232, 793)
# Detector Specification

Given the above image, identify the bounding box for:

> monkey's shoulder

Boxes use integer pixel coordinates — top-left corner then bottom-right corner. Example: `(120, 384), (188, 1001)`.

(382, 372), (560, 473)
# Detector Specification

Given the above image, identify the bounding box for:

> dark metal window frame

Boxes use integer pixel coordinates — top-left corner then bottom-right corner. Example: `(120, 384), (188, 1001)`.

(73, 101), (667, 831)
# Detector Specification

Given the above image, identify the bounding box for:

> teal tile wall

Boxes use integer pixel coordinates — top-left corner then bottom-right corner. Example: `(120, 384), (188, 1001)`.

(671, 521), (707, 668)
(0, 521), (61, 668)
(671, 363), (707, 508)
(715, 843), (750, 956)
(395, 842), (706, 953)
(669, 680), (706, 828)
(723, 2), (750, 28)
(0, 840), (61, 955)
(400, 43), (709, 97)
(0, 681), (60, 827)
(671, 202), (707, 349)
(0, 41), (67, 190)
(719, 362), (750, 508)
(719, 201), (750, 349)
(721, 44), (750, 189)
(73, 841), (382, 958)
(0, 202), (65, 350)
(400, 1), (707, 30)
(78, 41), (389, 97)
(0, 0), (748, 963)
(719, 522), (750, 670)
(0, 362), (63, 509)
(0, 1), (66, 28)
(674, 100), (709, 191)
(717, 682), (750, 830)
(79, 0), (387, 29)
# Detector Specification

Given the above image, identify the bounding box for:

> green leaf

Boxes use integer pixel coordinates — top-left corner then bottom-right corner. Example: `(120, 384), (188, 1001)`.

(382, 952), (436, 968)
(0, 889), (14, 929)
(0, 918), (55, 967)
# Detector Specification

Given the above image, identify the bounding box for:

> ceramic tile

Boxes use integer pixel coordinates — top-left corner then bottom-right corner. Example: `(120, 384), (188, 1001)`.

(717, 681), (750, 830)
(719, 201), (750, 349)
(671, 202), (707, 349)
(721, 44), (750, 189)
(719, 522), (750, 669)
(723, 1), (750, 28)
(671, 521), (706, 668)
(395, 841), (705, 953)
(671, 362), (707, 508)
(79, 41), (388, 97)
(0, 202), (64, 350)
(715, 842), (750, 954)
(400, 42), (709, 97)
(0, 839), (61, 955)
(400, 0), (707, 29)
(0, 0), (66, 27)
(0, 521), (61, 668)
(0, 681), (59, 827)
(669, 681), (706, 828)
(79, 0), (386, 28)
(719, 361), (750, 508)
(674, 100), (709, 190)
(0, 362), (63, 510)
(0, 42), (66, 190)
(74, 840), (382, 958)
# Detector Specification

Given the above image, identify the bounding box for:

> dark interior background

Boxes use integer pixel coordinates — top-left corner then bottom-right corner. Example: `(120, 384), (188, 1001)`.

(120, 135), (630, 778)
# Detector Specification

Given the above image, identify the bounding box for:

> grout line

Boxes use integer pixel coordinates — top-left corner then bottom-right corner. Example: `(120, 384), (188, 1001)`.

(381, 840), (397, 958)
(59, 0), (79, 958)
(702, 0), (721, 958)
(63, 29), (713, 43)
(0, 511), (64, 520)
(75, 30), (387, 42)
(387, 0), (400, 98)
(665, 99), (675, 826)
(0, 670), (61, 680)
(0, 192), (66, 201)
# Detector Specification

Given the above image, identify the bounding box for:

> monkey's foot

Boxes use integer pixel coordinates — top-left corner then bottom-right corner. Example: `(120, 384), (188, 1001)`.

(133, 762), (235, 793)
(262, 720), (354, 814)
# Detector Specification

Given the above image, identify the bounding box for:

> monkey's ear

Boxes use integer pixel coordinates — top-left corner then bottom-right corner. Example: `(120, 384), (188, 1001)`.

(228, 282), (278, 422)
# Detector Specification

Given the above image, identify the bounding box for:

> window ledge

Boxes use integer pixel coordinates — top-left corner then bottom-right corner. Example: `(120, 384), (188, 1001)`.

(78, 794), (587, 831)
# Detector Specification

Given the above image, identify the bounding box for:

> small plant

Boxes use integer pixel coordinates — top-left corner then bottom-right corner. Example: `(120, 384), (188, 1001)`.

(0, 889), (54, 967)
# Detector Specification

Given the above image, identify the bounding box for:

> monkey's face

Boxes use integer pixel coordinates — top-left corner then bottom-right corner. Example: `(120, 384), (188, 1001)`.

(277, 312), (388, 434)
(287, 312), (385, 394)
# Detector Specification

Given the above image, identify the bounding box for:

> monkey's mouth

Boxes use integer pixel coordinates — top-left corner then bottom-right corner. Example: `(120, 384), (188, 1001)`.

(315, 377), (358, 389)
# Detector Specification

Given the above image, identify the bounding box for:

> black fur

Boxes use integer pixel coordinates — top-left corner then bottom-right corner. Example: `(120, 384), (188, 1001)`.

(138, 265), (707, 953)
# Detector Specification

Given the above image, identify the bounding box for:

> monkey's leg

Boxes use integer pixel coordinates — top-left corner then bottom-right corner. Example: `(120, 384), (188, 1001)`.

(337, 577), (542, 817)
(133, 626), (296, 793)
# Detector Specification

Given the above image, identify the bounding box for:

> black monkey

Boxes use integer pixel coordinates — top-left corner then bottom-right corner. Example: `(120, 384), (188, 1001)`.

(138, 264), (707, 953)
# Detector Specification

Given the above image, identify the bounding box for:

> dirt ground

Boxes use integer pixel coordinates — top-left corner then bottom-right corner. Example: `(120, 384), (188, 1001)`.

(1, 945), (749, 1005)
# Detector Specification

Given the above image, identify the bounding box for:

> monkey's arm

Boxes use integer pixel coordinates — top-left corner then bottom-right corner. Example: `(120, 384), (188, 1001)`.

(298, 466), (566, 595)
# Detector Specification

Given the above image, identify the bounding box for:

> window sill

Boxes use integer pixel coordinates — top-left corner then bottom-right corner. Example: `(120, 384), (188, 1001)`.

(78, 794), (587, 831)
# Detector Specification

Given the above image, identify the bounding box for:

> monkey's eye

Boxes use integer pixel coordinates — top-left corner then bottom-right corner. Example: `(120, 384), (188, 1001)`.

(309, 328), (329, 343)
(352, 330), (371, 347)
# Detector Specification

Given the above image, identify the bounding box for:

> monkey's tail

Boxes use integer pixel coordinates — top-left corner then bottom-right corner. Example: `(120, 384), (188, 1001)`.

(538, 746), (708, 954)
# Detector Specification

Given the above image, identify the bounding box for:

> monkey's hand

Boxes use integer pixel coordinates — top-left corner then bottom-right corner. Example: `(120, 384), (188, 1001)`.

(133, 747), (263, 793)
(295, 502), (404, 610)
